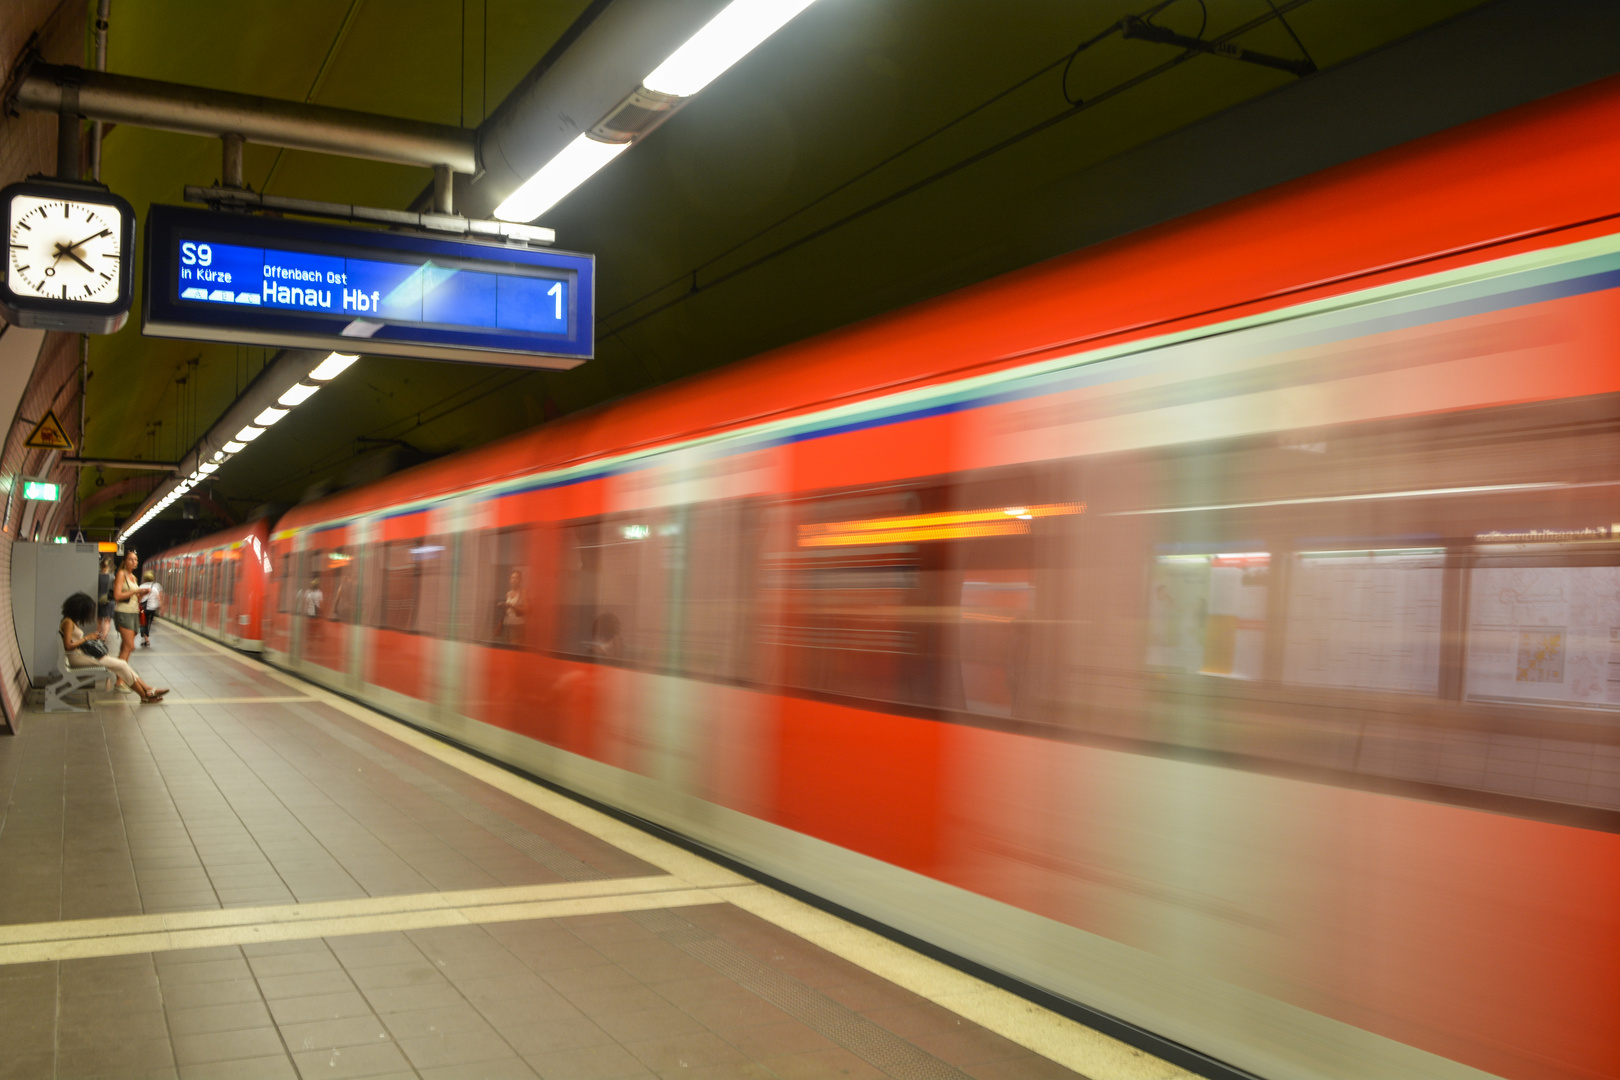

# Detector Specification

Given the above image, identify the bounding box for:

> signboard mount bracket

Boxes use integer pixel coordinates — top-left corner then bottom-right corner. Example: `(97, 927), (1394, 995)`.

(182, 186), (554, 247)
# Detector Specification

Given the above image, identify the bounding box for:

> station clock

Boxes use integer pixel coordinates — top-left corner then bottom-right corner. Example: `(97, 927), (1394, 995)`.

(1, 177), (135, 334)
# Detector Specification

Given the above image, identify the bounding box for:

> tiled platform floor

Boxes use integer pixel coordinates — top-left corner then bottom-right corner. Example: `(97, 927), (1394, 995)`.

(0, 629), (1185, 1080)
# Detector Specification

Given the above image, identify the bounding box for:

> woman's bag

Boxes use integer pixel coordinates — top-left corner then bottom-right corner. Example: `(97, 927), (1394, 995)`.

(78, 637), (108, 660)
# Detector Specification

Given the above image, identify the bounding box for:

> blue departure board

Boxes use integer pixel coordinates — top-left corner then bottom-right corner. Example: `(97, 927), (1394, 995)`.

(144, 205), (593, 368)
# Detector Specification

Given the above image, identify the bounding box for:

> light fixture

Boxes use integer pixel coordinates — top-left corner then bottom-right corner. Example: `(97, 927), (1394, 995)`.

(494, 0), (819, 224)
(278, 383), (320, 407)
(222, 441), (245, 453)
(494, 135), (630, 223)
(643, 0), (819, 97)
(199, 463), (219, 474)
(212, 450), (225, 462)
(235, 426), (265, 442)
(307, 352), (358, 381)
(254, 406), (289, 427)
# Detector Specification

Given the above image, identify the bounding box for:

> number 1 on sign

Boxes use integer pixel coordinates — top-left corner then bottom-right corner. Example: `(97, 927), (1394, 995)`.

(547, 281), (562, 321)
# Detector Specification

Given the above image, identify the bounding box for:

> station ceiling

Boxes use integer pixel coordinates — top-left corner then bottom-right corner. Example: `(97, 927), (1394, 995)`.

(79, 0), (1492, 533)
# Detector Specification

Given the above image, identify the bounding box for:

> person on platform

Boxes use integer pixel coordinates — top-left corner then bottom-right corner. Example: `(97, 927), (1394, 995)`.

(140, 570), (162, 647)
(96, 556), (114, 641)
(111, 549), (149, 662)
(60, 592), (167, 704)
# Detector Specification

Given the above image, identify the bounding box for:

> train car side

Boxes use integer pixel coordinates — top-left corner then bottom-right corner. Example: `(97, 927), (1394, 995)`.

(251, 78), (1620, 1080)
(150, 519), (270, 651)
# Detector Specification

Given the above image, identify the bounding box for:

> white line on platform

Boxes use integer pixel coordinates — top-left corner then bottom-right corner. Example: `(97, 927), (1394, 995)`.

(165, 623), (1193, 1080)
(0, 878), (724, 965)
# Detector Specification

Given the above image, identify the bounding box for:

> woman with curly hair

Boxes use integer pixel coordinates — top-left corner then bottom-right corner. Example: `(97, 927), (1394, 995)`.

(59, 591), (167, 704)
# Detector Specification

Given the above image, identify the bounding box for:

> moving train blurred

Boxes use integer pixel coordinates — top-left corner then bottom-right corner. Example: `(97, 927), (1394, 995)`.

(150, 79), (1620, 1080)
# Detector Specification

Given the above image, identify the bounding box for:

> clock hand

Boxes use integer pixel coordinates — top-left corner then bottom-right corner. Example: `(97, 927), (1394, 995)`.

(63, 228), (110, 251)
(52, 244), (95, 273)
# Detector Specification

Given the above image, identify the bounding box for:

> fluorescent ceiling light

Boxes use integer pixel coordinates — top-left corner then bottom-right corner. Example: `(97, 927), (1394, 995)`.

(278, 383), (320, 407)
(307, 352), (358, 381)
(222, 441), (245, 453)
(254, 406), (289, 427)
(199, 463), (219, 474)
(494, 135), (629, 223)
(235, 426), (265, 442)
(643, 0), (819, 97)
(212, 450), (225, 462)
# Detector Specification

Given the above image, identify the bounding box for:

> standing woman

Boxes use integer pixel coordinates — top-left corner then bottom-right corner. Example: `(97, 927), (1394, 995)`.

(111, 550), (148, 662)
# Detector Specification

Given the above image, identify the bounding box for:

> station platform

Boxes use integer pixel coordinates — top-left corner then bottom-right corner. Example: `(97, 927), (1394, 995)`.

(0, 627), (1185, 1080)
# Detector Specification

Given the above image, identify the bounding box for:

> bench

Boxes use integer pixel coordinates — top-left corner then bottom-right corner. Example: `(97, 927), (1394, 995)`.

(41, 648), (105, 713)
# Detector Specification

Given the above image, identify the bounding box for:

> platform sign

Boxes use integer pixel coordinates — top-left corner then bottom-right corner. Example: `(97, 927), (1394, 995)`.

(143, 205), (593, 369)
(21, 477), (61, 502)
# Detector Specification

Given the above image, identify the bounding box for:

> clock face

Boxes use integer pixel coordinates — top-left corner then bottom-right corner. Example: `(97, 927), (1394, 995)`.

(8, 193), (124, 302)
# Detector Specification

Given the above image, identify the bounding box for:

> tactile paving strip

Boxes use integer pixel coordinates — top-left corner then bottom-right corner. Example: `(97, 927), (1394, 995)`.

(284, 703), (610, 881)
(632, 908), (971, 1080)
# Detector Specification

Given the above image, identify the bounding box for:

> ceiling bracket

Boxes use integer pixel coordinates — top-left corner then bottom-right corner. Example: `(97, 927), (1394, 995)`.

(1119, 14), (1316, 78)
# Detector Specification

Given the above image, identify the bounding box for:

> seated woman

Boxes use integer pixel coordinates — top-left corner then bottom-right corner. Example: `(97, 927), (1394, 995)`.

(59, 592), (167, 704)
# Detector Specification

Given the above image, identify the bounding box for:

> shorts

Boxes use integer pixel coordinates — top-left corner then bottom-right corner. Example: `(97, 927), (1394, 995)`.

(114, 610), (140, 631)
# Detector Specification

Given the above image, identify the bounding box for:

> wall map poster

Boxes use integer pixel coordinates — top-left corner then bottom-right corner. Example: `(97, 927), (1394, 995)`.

(1466, 565), (1620, 709)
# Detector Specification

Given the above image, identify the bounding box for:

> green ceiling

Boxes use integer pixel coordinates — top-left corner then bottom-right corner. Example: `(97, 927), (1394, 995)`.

(80, 0), (1489, 532)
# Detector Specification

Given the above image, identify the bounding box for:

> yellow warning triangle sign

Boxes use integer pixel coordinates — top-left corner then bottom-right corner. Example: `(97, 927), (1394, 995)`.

(23, 409), (74, 452)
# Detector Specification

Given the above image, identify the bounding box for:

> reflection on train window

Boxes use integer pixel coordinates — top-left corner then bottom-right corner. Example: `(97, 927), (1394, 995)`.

(1283, 548), (1444, 694)
(557, 515), (673, 664)
(1146, 550), (1269, 679)
(766, 473), (1068, 714)
(463, 527), (538, 647)
(959, 578), (1031, 717)
(300, 547), (355, 622)
(768, 490), (927, 707)
(1465, 562), (1620, 711)
(274, 547), (296, 613)
(367, 537), (450, 634)
(678, 500), (761, 681)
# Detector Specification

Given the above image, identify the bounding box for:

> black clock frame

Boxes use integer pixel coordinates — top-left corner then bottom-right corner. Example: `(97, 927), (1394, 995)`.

(0, 176), (136, 334)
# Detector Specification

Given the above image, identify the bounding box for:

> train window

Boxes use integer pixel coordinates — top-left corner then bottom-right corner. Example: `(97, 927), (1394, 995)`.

(1282, 547), (1444, 695)
(758, 469), (1074, 715)
(367, 537), (450, 634)
(298, 546), (356, 622)
(461, 526), (539, 647)
(1145, 550), (1270, 680)
(1464, 558), (1620, 711)
(765, 489), (925, 706)
(556, 513), (673, 664)
(275, 546), (296, 613)
(677, 500), (763, 681)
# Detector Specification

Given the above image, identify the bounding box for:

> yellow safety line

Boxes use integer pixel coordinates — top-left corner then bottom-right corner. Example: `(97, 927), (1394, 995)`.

(161, 624), (1190, 1080)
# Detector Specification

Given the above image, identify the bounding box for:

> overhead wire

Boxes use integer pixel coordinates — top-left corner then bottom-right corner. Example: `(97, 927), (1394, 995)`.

(599, 0), (1316, 344)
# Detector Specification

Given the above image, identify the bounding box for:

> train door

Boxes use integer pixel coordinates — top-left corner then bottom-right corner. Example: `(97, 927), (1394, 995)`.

(219, 553), (237, 640)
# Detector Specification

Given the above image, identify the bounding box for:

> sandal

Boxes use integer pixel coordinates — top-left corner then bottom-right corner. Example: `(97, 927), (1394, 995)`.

(139, 692), (164, 704)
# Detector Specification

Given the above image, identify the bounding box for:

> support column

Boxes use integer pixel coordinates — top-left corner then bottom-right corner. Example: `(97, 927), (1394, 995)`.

(432, 164), (453, 214)
(221, 133), (245, 189)
(56, 82), (82, 180)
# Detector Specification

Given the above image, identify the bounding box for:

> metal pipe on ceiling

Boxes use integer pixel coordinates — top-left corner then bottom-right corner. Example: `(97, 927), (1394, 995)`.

(466, 0), (728, 217)
(14, 62), (478, 173)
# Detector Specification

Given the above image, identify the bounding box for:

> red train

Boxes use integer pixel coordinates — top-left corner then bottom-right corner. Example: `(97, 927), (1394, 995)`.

(148, 517), (269, 651)
(152, 77), (1620, 1080)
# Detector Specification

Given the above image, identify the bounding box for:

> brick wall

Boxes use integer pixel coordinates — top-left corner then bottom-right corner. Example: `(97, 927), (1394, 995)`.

(0, 0), (87, 729)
